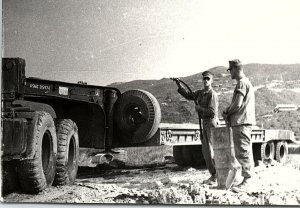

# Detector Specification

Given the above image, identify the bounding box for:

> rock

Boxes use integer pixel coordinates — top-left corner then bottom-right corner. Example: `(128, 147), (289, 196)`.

(148, 190), (160, 204)
(284, 196), (299, 205)
(193, 194), (206, 204)
(164, 156), (175, 164)
(187, 183), (206, 203)
(154, 187), (189, 204)
(144, 181), (163, 189)
(268, 195), (285, 205)
(226, 195), (240, 205)
(188, 183), (201, 195)
(179, 183), (190, 189)
(187, 167), (196, 172)
(238, 193), (253, 205)
(161, 177), (172, 185)
(74, 198), (81, 203)
(257, 193), (266, 205)
(179, 194), (194, 204)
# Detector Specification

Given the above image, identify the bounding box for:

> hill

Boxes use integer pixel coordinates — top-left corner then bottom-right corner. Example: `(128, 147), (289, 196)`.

(109, 63), (300, 137)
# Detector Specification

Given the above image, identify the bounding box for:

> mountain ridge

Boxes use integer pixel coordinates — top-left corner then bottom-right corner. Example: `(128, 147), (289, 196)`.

(109, 63), (300, 136)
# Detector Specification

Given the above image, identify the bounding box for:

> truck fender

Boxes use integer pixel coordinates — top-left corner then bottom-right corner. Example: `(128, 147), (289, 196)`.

(14, 111), (56, 160)
(13, 100), (56, 119)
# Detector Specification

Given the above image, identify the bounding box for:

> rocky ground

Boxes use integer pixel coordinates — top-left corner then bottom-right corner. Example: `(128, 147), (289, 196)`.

(2, 154), (300, 205)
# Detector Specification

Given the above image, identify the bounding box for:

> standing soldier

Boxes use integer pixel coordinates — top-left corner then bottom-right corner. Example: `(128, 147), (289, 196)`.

(222, 59), (256, 192)
(175, 71), (219, 185)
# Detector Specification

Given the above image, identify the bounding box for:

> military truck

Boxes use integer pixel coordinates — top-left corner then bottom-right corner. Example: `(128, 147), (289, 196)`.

(1, 57), (296, 194)
(1, 57), (163, 194)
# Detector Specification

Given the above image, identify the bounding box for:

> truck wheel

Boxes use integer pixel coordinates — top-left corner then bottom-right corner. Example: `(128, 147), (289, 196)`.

(54, 119), (79, 185)
(182, 146), (194, 166)
(190, 145), (206, 168)
(2, 161), (20, 196)
(173, 145), (206, 167)
(114, 89), (161, 144)
(252, 143), (262, 166)
(18, 111), (57, 194)
(173, 146), (185, 166)
(275, 141), (288, 163)
(261, 141), (275, 162)
(183, 146), (206, 167)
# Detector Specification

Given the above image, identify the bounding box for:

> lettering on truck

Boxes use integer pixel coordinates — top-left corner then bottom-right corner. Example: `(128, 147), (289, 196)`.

(29, 83), (51, 91)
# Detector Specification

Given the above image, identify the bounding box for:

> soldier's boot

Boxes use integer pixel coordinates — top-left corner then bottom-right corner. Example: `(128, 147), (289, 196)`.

(231, 177), (250, 193)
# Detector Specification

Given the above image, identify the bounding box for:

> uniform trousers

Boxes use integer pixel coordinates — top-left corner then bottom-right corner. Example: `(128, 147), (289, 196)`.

(201, 122), (216, 176)
(231, 125), (254, 178)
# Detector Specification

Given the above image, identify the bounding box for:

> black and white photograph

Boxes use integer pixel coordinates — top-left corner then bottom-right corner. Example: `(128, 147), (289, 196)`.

(1, 0), (300, 206)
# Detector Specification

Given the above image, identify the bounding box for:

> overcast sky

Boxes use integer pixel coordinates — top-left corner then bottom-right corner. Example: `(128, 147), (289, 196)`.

(3, 0), (300, 85)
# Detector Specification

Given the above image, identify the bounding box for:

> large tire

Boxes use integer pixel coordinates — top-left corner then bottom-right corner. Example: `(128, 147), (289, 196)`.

(182, 146), (194, 166)
(17, 111), (57, 194)
(190, 145), (206, 168)
(54, 119), (79, 185)
(173, 146), (185, 166)
(261, 141), (275, 162)
(114, 89), (161, 144)
(173, 145), (206, 168)
(252, 143), (262, 166)
(2, 161), (20, 196)
(275, 141), (288, 163)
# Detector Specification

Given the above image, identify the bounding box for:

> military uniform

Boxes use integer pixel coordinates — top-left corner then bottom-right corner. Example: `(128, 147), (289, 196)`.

(177, 71), (218, 177)
(227, 60), (256, 179)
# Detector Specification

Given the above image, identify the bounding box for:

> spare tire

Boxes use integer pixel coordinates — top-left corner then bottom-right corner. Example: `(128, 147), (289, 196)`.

(114, 89), (161, 144)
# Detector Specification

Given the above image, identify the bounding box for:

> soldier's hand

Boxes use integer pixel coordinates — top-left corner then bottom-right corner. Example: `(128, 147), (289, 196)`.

(171, 78), (181, 88)
(170, 77), (179, 82)
(222, 111), (229, 121)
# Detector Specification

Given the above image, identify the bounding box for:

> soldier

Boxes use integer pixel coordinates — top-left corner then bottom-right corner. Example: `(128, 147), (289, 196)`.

(175, 71), (219, 185)
(222, 59), (256, 192)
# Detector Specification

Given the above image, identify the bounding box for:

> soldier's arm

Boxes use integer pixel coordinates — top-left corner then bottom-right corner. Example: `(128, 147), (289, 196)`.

(224, 80), (246, 117)
(177, 84), (195, 101)
(226, 92), (244, 116)
(196, 92), (218, 118)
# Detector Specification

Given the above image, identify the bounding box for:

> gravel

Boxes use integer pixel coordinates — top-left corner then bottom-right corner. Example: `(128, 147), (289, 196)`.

(2, 155), (300, 205)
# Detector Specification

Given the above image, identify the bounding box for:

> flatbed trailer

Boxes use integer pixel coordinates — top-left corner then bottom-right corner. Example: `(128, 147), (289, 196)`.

(157, 123), (295, 166)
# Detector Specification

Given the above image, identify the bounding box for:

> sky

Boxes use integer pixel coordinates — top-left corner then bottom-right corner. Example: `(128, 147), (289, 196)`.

(3, 0), (300, 85)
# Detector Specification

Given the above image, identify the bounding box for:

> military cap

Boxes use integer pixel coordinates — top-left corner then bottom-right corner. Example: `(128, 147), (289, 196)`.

(202, 71), (214, 78)
(227, 59), (242, 71)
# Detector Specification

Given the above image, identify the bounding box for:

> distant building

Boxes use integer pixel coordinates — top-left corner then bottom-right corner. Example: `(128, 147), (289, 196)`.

(220, 73), (230, 77)
(274, 104), (298, 113)
(180, 98), (188, 103)
(193, 79), (201, 83)
(77, 81), (87, 85)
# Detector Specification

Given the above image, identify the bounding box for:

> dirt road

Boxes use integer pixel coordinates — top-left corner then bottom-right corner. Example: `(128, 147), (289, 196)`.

(2, 154), (300, 205)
